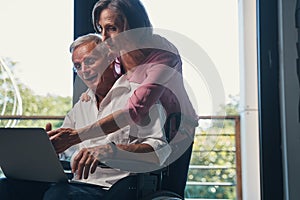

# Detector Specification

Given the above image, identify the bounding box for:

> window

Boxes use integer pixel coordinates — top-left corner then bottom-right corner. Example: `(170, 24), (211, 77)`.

(0, 0), (74, 128)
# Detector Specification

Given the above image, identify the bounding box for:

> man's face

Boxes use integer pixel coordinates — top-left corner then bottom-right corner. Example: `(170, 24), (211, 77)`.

(72, 41), (110, 93)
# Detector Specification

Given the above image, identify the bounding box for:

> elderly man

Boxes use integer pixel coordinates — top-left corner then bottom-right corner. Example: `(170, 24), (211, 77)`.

(0, 33), (171, 199)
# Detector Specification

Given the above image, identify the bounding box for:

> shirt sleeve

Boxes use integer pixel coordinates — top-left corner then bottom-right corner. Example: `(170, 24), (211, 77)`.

(125, 51), (182, 124)
(133, 102), (171, 165)
(61, 110), (75, 128)
(60, 103), (79, 160)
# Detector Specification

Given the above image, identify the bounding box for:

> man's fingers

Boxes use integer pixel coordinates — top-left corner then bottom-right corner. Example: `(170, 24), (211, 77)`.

(83, 157), (94, 179)
(72, 148), (98, 179)
(75, 150), (89, 179)
(47, 129), (59, 137)
(45, 123), (52, 132)
(90, 159), (99, 174)
(72, 150), (83, 173)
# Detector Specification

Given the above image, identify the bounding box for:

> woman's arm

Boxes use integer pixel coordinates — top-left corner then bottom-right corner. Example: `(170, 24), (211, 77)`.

(49, 51), (181, 152)
(48, 110), (129, 153)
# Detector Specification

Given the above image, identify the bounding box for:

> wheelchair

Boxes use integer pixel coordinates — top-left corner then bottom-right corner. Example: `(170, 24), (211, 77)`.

(62, 113), (198, 200)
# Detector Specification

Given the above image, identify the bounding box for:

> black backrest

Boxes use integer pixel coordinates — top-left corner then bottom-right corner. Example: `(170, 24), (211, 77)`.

(161, 143), (194, 197)
(161, 113), (197, 198)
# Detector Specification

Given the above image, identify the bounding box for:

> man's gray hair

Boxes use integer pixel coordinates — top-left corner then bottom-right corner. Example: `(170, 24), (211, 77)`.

(69, 33), (102, 53)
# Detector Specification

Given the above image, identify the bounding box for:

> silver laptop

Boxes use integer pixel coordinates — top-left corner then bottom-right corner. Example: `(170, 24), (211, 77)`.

(0, 128), (68, 183)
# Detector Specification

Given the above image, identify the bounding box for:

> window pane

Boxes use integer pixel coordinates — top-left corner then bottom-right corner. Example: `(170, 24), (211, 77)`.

(0, 0), (74, 128)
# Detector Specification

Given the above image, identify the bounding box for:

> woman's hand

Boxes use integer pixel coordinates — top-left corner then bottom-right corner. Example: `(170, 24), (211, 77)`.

(72, 145), (114, 179)
(47, 128), (81, 154)
(80, 92), (91, 102)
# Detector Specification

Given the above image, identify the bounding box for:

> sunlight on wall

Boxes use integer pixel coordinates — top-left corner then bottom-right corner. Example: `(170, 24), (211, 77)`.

(141, 0), (239, 115)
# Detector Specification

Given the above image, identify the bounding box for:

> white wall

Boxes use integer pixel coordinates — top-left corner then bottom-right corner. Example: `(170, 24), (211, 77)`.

(239, 0), (261, 199)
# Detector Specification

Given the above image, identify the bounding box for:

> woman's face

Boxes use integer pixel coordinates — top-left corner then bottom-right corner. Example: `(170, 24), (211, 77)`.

(98, 8), (128, 53)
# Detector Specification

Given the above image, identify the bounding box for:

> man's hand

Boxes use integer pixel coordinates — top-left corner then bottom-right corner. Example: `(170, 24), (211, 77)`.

(47, 128), (81, 154)
(72, 145), (114, 179)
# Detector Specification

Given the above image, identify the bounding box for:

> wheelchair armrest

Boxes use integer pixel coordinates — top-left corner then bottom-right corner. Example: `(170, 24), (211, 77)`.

(101, 158), (161, 173)
(59, 158), (163, 178)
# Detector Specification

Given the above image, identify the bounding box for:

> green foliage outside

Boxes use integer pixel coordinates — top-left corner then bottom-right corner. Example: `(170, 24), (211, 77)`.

(185, 95), (239, 199)
(16, 84), (71, 129)
(185, 123), (237, 199)
(0, 81), (72, 129)
(0, 58), (72, 129)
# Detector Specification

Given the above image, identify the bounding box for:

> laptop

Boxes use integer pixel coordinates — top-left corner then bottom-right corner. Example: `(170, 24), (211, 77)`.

(0, 128), (68, 183)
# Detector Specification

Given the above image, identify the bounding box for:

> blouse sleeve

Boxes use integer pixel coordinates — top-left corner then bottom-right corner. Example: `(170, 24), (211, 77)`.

(125, 50), (182, 123)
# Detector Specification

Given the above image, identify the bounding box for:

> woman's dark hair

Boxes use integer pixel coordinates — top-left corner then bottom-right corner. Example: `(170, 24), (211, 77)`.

(92, 0), (152, 33)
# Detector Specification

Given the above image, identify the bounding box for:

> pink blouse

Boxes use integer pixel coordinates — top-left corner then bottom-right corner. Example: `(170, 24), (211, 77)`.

(124, 48), (197, 139)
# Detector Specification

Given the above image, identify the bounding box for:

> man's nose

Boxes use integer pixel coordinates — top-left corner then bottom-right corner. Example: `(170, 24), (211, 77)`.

(81, 63), (90, 72)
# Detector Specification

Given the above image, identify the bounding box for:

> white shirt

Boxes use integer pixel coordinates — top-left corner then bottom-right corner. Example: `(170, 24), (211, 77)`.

(62, 75), (171, 188)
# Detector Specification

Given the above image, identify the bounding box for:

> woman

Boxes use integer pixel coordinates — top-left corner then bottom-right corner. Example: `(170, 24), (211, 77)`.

(49, 0), (198, 197)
